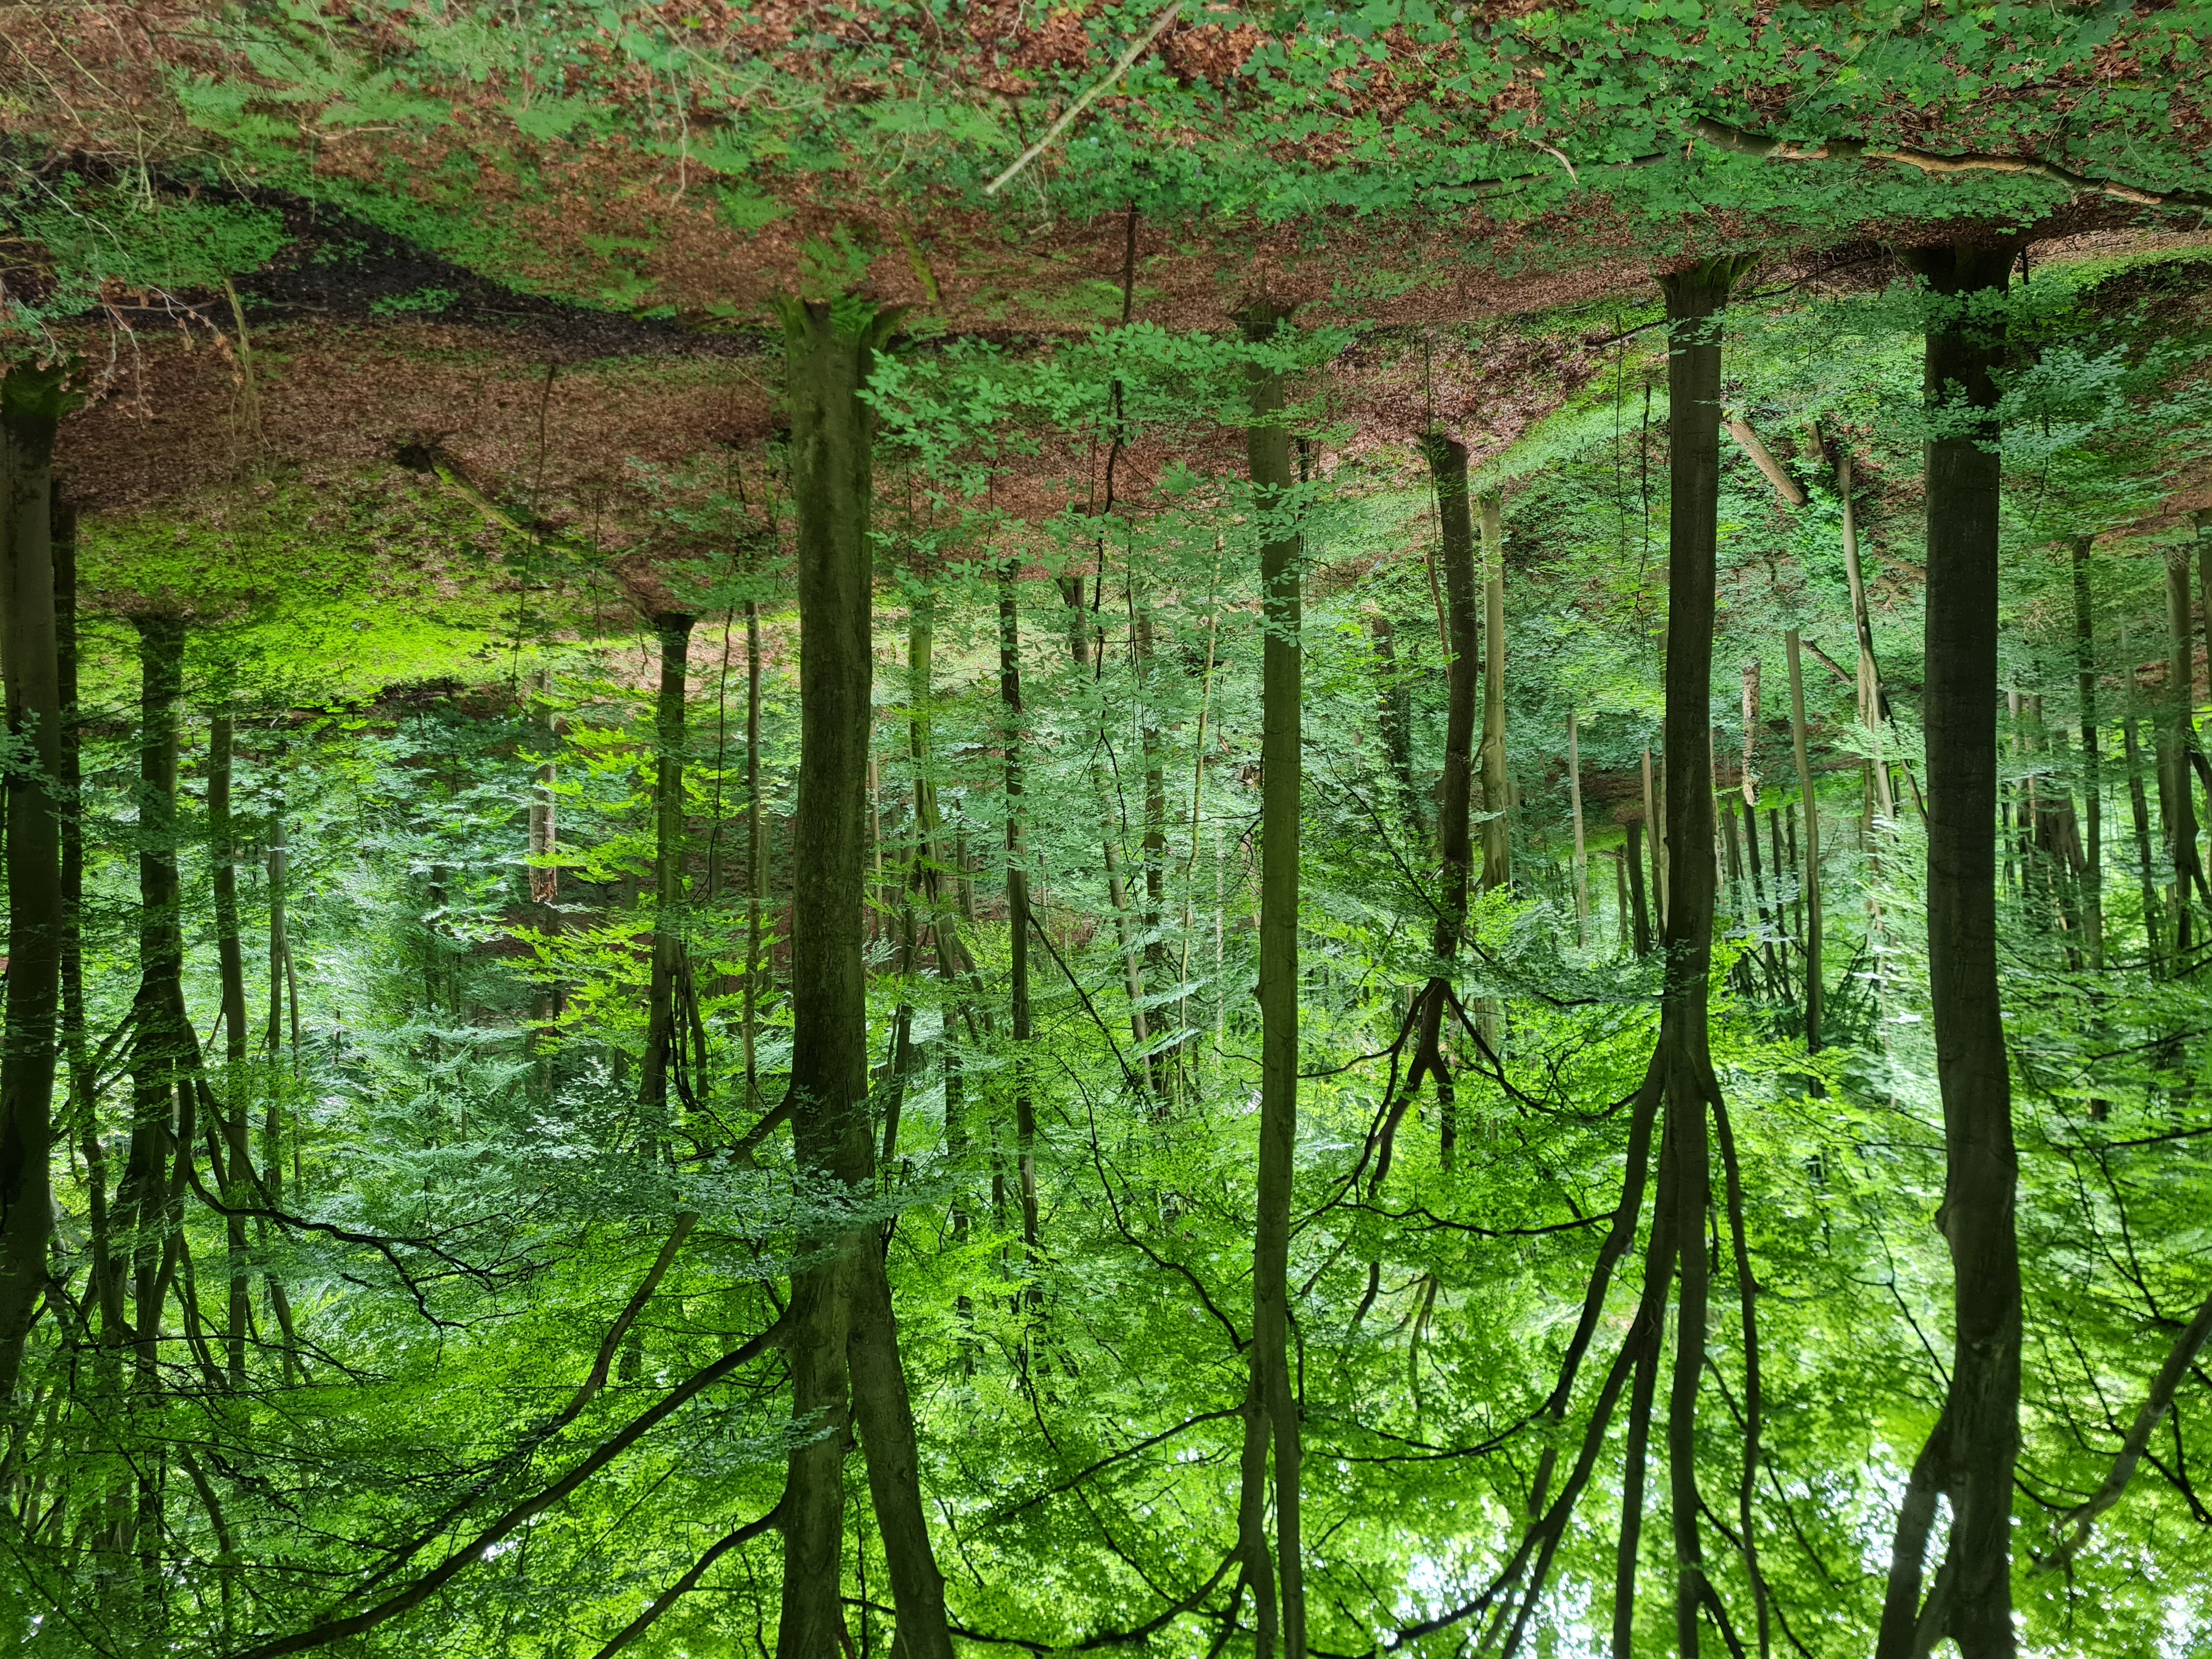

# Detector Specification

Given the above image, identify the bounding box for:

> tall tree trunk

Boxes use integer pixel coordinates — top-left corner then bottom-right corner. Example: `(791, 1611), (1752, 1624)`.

(1242, 306), (1305, 1659)
(1641, 747), (1666, 932)
(2160, 546), (2206, 946)
(1651, 257), (1751, 1659)
(1785, 631), (1824, 1051)
(1838, 447), (1897, 822)
(998, 563), (1040, 1303)
(1479, 491), (1511, 893)
(1568, 710), (1589, 944)
(1135, 588), (1170, 996)
(744, 600), (766, 1109)
(1879, 240), (2022, 1659)
(2123, 706), (2162, 971)
(775, 296), (950, 1659)
(642, 612), (696, 1110)
(1625, 819), (1653, 957)
(526, 668), (561, 1097)
(0, 365), (70, 1398)
(1405, 431), (1481, 1167)
(207, 707), (255, 1384)
(2071, 538), (2104, 968)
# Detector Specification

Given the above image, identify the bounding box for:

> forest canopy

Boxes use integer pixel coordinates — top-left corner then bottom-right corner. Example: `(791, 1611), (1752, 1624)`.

(3, 4), (2212, 1658)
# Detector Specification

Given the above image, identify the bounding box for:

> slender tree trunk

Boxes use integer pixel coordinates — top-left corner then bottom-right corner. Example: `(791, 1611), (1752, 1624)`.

(1641, 747), (1666, 932)
(1479, 492), (1511, 893)
(1568, 712), (1589, 944)
(998, 563), (1040, 1303)
(642, 612), (696, 1109)
(207, 708), (256, 1383)
(1625, 820), (1652, 956)
(744, 601), (766, 1108)
(1838, 447), (1897, 821)
(2068, 540), (2105, 968)
(1880, 241), (2022, 1659)
(1785, 632), (1824, 1051)
(1135, 589), (1170, 997)
(2123, 708), (2162, 970)
(775, 296), (950, 1659)
(2161, 546), (2206, 945)
(1242, 307), (1305, 1659)
(0, 366), (70, 1397)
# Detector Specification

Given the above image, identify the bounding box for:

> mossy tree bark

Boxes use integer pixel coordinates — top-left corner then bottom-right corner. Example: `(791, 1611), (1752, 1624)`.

(0, 365), (71, 1398)
(1239, 307), (1306, 1659)
(775, 295), (950, 1659)
(1878, 240), (2022, 1659)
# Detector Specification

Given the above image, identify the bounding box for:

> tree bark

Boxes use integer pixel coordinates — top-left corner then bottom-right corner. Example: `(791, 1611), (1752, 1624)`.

(1243, 306), (1305, 1659)
(1785, 632), (1824, 1051)
(999, 562), (1040, 1299)
(2123, 707), (2161, 970)
(207, 707), (255, 1383)
(1568, 711), (1589, 944)
(2071, 538), (2104, 968)
(744, 600), (766, 1108)
(1838, 447), (1897, 822)
(641, 611), (696, 1110)
(775, 295), (950, 1659)
(1652, 257), (1750, 1659)
(1625, 819), (1653, 957)
(0, 365), (70, 1398)
(1409, 431), (1481, 1163)
(1479, 490), (1511, 894)
(1888, 240), (2022, 1659)
(2160, 545), (2206, 945)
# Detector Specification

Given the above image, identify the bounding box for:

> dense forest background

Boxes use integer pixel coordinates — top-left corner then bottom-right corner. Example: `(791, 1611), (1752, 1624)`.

(4, 4), (2212, 1657)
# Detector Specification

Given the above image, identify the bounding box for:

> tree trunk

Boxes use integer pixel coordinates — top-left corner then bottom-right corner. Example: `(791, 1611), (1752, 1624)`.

(1409, 431), (1482, 1165)
(1652, 257), (1750, 1659)
(999, 563), (1040, 1302)
(1568, 711), (1589, 944)
(1641, 747), (1666, 932)
(1625, 819), (1652, 957)
(1838, 447), (1897, 822)
(0, 366), (70, 1398)
(2123, 707), (2161, 970)
(641, 612), (696, 1110)
(1135, 588), (1170, 996)
(2160, 546), (2205, 948)
(744, 600), (766, 1109)
(207, 708), (255, 1383)
(1881, 240), (2022, 1659)
(1479, 490), (1511, 893)
(2071, 538), (2104, 969)
(775, 295), (950, 1659)
(1242, 307), (1305, 1659)
(1785, 632), (1824, 1051)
